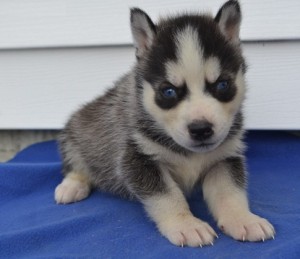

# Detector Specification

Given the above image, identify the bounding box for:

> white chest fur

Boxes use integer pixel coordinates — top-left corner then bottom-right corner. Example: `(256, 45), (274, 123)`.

(134, 132), (244, 195)
(162, 154), (209, 194)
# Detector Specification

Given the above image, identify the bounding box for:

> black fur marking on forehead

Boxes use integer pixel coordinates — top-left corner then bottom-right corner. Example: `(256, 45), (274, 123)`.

(141, 13), (245, 85)
(163, 14), (244, 73)
(141, 30), (178, 85)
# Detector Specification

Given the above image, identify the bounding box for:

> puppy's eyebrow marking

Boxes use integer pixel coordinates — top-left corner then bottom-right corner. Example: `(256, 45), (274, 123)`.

(205, 57), (221, 83)
(165, 61), (185, 87)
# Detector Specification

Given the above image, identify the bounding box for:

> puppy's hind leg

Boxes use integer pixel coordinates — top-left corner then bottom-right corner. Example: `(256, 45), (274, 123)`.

(55, 172), (91, 204)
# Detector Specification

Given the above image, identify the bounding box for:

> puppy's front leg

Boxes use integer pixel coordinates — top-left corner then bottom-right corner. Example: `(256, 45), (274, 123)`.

(122, 145), (216, 247)
(203, 157), (275, 242)
(143, 177), (217, 247)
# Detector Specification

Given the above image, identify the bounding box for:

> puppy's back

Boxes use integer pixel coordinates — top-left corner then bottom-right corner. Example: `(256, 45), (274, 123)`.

(58, 72), (136, 195)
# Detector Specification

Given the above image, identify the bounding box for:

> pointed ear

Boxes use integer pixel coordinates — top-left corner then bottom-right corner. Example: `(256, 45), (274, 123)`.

(130, 8), (156, 59)
(215, 0), (242, 45)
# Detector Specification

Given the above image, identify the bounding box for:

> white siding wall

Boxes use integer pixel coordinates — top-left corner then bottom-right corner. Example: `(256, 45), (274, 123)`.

(0, 0), (300, 130)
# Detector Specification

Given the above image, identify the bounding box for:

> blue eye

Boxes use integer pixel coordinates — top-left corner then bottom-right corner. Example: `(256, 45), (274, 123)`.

(162, 87), (177, 98)
(216, 80), (229, 91)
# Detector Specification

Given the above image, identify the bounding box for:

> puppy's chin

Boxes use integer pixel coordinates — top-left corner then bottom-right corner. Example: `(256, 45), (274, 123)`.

(173, 133), (228, 153)
(187, 142), (220, 153)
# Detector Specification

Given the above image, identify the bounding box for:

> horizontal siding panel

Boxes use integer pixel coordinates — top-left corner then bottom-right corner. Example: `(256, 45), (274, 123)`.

(0, 42), (299, 130)
(0, 0), (300, 49)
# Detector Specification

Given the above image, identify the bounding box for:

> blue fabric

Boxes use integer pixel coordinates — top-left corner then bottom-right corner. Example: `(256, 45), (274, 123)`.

(0, 131), (300, 258)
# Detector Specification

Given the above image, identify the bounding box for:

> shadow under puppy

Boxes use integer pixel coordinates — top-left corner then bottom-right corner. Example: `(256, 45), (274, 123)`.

(55, 0), (275, 247)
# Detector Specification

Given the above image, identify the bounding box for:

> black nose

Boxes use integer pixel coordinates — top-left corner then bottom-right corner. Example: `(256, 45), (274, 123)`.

(188, 120), (214, 141)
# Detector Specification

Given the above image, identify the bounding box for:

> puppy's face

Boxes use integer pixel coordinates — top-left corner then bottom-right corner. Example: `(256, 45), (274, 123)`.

(131, 1), (246, 153)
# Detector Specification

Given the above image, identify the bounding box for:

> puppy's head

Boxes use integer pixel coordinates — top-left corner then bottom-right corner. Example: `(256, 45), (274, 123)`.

(131, 0), (246, 153)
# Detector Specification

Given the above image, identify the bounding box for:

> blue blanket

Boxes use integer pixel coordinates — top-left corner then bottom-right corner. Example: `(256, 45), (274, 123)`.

(1, 131), (300, 258)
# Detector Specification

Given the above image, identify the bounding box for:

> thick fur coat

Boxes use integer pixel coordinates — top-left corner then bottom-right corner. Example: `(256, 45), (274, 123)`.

(55, 0), (275, 247)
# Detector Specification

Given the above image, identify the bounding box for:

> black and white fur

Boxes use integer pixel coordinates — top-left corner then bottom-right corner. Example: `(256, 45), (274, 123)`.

(55, 0), (275, 247)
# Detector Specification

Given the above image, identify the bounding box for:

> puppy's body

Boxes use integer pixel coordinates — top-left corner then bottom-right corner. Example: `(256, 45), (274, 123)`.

(55, 1), (275, 247)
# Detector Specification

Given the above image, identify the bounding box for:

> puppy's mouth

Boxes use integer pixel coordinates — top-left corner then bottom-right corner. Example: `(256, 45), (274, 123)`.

(188, 129), (230, 152)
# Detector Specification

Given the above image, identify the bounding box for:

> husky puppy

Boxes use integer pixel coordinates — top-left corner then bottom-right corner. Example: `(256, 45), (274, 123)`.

(55, 0), (275, 247)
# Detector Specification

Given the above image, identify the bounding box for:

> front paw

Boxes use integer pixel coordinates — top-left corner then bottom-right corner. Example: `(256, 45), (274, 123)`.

(55, 177), (90, 204)
(158, 213), (217, 247)
(218, 212), (275, 242)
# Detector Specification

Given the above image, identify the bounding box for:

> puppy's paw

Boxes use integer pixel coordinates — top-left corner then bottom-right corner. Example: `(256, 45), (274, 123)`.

(219, 212), (275, 242)
(159, 213), (217, 247)
(55, 177), (91, 204)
